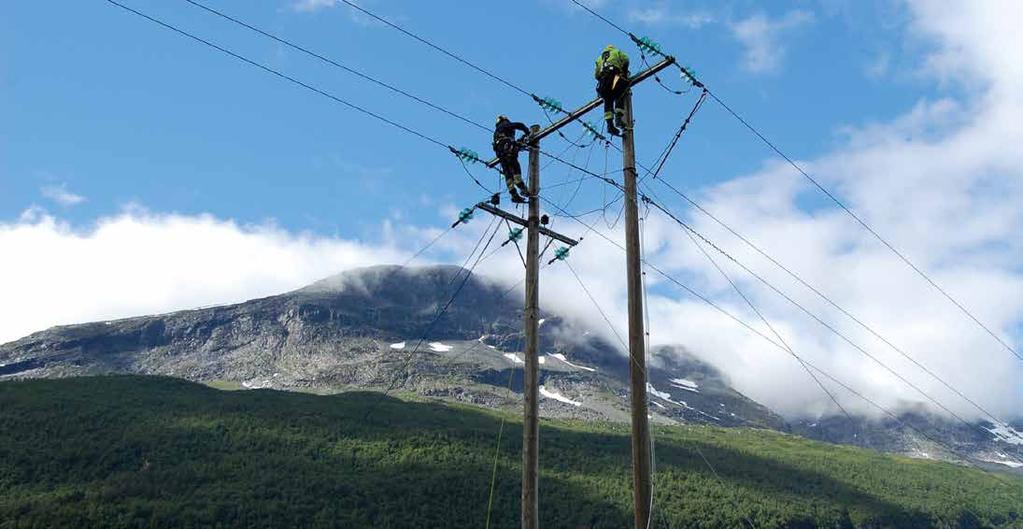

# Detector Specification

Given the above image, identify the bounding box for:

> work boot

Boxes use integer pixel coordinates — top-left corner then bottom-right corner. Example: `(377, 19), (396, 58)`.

(607, 122), (622, 137)
(511, 193), (527, 204)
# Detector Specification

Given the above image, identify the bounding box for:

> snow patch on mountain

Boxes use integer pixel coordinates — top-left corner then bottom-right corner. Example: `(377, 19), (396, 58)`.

(670, 378), (700, 393)
(428, 342), (452, 352)
(540, 386), (581, 407)
(986, 422), (1023, 445)
(979, 454), (1023, 468)
(647, 384), (681, 406)
(389, 341), (405, 350)
(503, 353), (524, 365)
(549, 353), (596, 372)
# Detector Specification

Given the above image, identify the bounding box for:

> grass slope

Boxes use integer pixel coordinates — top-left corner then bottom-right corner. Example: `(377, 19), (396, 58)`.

(0, 376), (1020, 529)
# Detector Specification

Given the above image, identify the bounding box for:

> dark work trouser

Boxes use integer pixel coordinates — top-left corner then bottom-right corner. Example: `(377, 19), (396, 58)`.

(498, 153), (527, 197)
(597, 74), (628, 129)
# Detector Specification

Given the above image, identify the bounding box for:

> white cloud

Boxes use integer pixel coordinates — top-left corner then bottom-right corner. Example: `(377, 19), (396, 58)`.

(865, 52), (891, 79)
(40, 184), (86, 207)
(627, 6), (714, 28)
(0, 208), (425, 344)
(730, 10), (814, 74)
(651, 0), (1023, 419)
(292, 0), (336, 13)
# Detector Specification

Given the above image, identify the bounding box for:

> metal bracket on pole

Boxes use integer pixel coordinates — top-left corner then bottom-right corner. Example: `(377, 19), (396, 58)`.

(485, 56), (676, 169)
(474, 202), (578, 247)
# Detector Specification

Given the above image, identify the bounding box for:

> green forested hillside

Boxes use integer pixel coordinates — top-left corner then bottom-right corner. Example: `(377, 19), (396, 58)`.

(0, 376), (1019, 529)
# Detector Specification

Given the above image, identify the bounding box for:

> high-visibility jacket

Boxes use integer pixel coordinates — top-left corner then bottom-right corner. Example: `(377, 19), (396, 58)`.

(594, 46), (630, 80)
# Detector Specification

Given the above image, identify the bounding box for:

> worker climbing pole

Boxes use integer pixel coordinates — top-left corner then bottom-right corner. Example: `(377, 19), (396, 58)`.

(492, 116), (533, 203)
(595, 44), (631, 136)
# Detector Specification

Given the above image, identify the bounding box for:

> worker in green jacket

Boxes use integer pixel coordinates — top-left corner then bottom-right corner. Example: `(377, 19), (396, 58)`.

(594, 45), (630, 137)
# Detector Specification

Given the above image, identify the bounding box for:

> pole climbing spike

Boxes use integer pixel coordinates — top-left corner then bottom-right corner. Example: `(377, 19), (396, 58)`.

(450, 146), (484, 164)
(451, 207), (475, 228)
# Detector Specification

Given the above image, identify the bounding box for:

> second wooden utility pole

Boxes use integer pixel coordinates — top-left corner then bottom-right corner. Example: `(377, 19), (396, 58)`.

(622, 90), (652, 529)
(522, 124), (542, 529)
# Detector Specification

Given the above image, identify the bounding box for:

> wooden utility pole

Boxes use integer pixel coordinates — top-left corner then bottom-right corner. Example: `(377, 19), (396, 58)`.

(467, 57), (673, 529)
(468, 127), (575, 528)
(522, 124), (541, 529)
(621, 90), (652, 529)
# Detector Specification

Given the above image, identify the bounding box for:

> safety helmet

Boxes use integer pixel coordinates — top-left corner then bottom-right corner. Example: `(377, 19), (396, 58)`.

(496, 115), (509, 124)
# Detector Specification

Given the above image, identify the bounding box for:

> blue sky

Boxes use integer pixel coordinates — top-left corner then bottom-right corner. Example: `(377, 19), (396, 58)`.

(3, 0), (928, 235)
(3, 1), (1021, 420)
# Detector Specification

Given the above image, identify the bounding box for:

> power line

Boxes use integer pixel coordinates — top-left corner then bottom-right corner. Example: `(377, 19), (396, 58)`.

(104, 0), (505, 198)
(551, 195), (844, 425)
(568, 0), (631, 35)
(106, 0), (452, 148)
(674, 203), (856, 422)
(567, 0), (1023, 365)
(641, 187), (1005, 436)
(183, 0), (613, 199)
(182, 0), (491, 132)
(336, 0), (534, 99)
(180, 0), (622, 200)
(706, 89), (1023, 363)
(543, 195), (1016, 470)
(650, 176), (1021, 438)
(382, 218), (502, 397)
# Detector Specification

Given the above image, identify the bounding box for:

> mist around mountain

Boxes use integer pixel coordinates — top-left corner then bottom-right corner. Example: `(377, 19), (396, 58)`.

(1, 265), (1021, 472)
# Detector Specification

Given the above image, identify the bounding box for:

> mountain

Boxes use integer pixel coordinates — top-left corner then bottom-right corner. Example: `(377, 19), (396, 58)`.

(1, 265), (1021, 471)
(0, 375), (1019, 529)
(0, 265), (780, 429)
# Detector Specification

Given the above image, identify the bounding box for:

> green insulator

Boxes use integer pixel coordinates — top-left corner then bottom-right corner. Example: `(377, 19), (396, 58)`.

(582, 121), (602, 139)
(458, 208), (474, 223)
(681, 66), (699, 84)
(537, 96), (564, 113)
(455, 147), (482, 164)
(554, 246), (570, 261)
(508, 228), (523, 242)
(637, 36), (663, 56)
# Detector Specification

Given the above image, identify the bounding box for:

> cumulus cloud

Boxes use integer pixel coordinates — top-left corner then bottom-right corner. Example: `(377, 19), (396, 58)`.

(40, 184), (86, 207)
(0, 208), (425, 345)
(291, 0), (336, 13)
(654, 0), (1023, 419)
(627, 5), (714, 28)
(730, 10), (813, 74)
